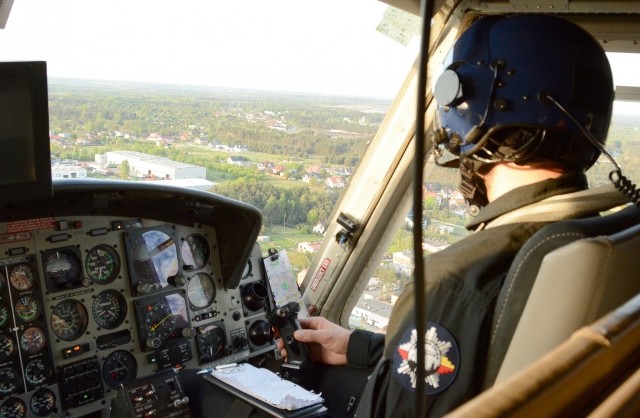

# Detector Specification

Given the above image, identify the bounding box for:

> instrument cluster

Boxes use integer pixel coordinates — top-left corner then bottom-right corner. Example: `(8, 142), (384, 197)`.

(0, 214), (275, 417)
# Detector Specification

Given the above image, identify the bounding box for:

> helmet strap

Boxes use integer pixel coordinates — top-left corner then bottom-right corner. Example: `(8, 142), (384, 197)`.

(459, 158), (488, 215)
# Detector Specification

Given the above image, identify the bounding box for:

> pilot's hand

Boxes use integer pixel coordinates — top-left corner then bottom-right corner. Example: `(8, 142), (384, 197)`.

(275, 316), (351, 366)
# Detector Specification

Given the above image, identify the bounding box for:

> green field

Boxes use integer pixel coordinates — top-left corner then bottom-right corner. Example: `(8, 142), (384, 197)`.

(258, 225), (320, 272)
(262, 225), (319, 251)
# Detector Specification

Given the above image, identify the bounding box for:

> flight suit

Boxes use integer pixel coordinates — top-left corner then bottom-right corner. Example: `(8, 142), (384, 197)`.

(346, 171), (590, 417)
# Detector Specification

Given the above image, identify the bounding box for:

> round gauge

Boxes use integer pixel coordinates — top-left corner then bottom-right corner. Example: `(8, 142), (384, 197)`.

(9, 264), (34, 291)
(30, 388), (57, 417)
(43, 249), (82, 290)
(0, 367), (20, 395)
(14, 295), (41, 323)
(181, 234), (210, 270)
(92, 289), (127, 330)
(136, 292), (189, 350)
(50, 300), (88, 341)
(85, 244), (121, 285)
(187, 273), (216, 309)
(0, 271), (6, 294)
(102, 350), (138, 390)
(196, 323), (226, 363)
(19, 327), (47, 355)
(242, 259), (252, 280)
(0, 334), (15, 362)
(0, 301), (10, 328)
(144, 302), (178, 342)
(131, 230), (179, 287)
(24, 358), (51, 386)
(0, 397), (26, 418)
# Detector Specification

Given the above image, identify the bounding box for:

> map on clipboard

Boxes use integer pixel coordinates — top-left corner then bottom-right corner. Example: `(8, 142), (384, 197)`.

(202, 363), (325, 416)
(263, 250), (309, 317)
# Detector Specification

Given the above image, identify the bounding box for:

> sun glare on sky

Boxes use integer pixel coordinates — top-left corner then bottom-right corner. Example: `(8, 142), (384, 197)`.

(0, 0), (420, 99)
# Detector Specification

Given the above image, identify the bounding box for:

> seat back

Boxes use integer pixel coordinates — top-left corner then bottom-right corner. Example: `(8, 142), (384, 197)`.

(446, 293), (640, 418)
(483, 204), (640, 387)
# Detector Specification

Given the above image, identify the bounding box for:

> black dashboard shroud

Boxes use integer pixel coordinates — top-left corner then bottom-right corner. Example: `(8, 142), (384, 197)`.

(0, 178), (274, 417)
(1, 179), (262, 290)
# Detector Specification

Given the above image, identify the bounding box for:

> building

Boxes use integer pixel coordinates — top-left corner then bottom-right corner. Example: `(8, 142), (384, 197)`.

(226, 156), (249, 166)
(392, 251), (414, 277)
(423, 239), (449, 253)
(312, 221), (327, 236)
(103, 151), (206, 180)
(351, 298), (393, 331)
(51, 164), (88, 179)
(297, 241), (322, 254)
(325, 176), (345, 189)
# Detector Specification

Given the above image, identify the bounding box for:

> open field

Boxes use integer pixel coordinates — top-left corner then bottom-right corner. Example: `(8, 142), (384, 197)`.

(262, 225), (320, 251)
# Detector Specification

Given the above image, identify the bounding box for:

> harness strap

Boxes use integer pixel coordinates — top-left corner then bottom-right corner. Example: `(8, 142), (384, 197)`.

(485, 184), (630, 229)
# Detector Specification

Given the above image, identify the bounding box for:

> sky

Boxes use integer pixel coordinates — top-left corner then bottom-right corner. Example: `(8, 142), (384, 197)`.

(0, 1), (637, 110)
(0, 0), (420, 99)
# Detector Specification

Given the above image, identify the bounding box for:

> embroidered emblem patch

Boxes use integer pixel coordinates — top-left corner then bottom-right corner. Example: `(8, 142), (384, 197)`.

(393, 321), (459, 395)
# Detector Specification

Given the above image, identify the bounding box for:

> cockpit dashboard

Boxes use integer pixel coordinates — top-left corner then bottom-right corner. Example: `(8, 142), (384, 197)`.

(0, 179), (276, 417)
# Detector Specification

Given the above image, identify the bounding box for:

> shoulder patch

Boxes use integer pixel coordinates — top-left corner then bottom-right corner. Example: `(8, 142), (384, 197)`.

(392, 321), (460, 395)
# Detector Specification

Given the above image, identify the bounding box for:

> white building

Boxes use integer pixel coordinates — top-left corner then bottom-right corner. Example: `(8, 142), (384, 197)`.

(104, 151), (206, 180)
(51, 164), (88, 179)
(351, 299), (393, 331)
(297, 241), (322, 254)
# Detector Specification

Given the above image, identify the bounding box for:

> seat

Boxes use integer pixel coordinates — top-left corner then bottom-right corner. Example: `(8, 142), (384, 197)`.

(446, 292), (640, 417)
(483, 203), (640, 387)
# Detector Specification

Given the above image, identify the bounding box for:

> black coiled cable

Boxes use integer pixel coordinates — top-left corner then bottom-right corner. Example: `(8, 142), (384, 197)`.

(545, 93), (640, 208)
(610, 170), (640, 207)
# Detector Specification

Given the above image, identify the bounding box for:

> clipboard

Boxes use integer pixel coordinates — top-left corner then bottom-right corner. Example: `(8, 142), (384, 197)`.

(201, 369), (327, 418)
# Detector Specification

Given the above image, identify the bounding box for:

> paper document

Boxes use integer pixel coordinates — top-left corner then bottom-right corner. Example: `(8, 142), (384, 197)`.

(210, 363), (323, 411)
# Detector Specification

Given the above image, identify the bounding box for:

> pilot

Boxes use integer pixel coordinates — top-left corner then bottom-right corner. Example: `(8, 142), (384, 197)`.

(277, 13), (617, 417)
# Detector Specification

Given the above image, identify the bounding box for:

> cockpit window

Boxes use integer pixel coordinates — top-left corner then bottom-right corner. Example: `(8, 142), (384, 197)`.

(0, 0), (418, 278)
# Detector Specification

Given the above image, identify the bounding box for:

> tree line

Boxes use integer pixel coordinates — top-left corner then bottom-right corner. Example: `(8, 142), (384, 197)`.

(213, 180), (337, 230)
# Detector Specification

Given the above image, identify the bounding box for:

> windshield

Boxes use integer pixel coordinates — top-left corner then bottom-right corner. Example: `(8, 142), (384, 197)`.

(0, 0), (419, 276)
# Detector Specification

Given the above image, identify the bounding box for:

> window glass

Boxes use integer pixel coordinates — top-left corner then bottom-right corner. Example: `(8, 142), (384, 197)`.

(0, 0), (418, 279)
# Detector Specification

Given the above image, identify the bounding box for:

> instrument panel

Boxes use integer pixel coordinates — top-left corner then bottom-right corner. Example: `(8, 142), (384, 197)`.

(0, 211), (275, 417)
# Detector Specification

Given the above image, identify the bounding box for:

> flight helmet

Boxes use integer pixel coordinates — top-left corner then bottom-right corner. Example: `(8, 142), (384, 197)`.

(432, 14), (614, 209)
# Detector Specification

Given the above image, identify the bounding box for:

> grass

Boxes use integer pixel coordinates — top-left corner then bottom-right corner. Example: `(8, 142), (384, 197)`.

(262, 225), (320, 251)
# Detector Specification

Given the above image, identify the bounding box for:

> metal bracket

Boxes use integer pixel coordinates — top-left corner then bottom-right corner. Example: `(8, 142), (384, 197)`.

(335, 212), (359, 248)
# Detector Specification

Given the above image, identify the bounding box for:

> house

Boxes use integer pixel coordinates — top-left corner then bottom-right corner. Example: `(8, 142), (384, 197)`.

(227, 156), (248, 166)
(272, 165), (286, 176)
(392, 251), (414, 277)
(297, 241), (322, 254)
(350, 298), (393, 332)
(423, 239), (449, 253)
(302, 172), (321, 183)
(312, 221), (327, 236)
(326, 176), (345, 189)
